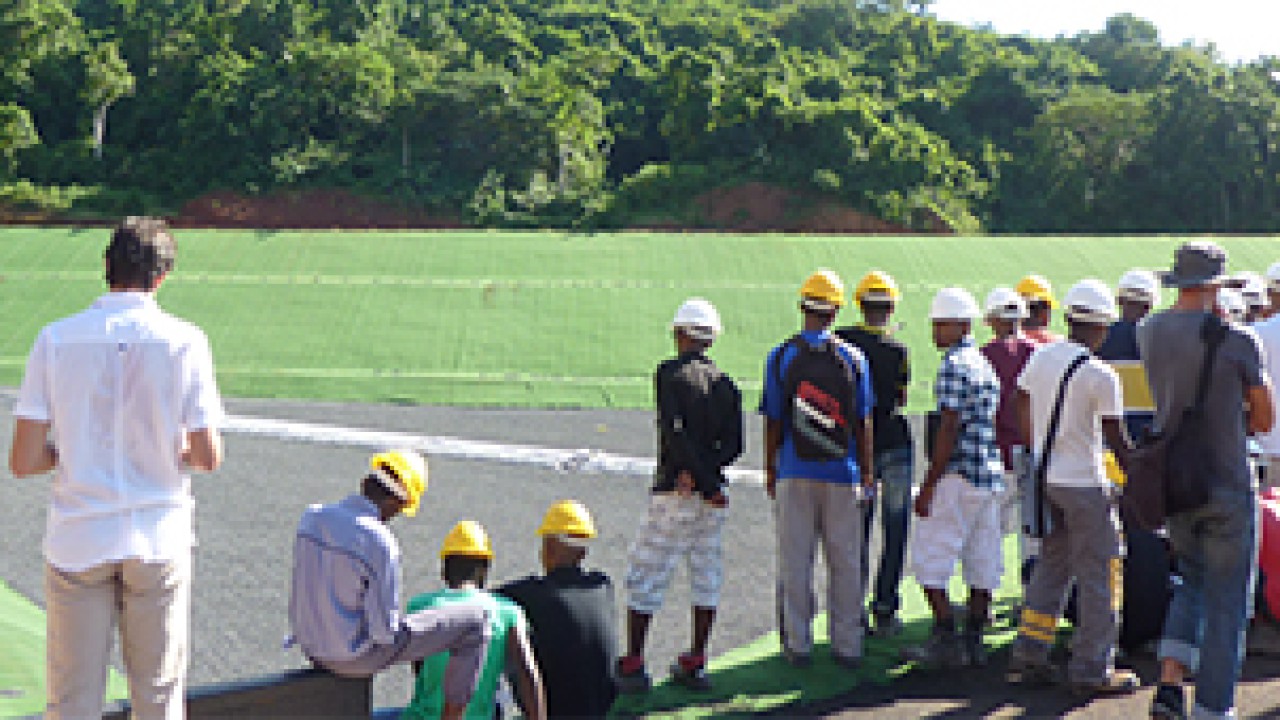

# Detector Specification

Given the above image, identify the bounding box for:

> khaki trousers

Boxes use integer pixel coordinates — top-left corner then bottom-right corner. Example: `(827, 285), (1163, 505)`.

(775, 478), (866, 658)
(45, 555), (191, 720)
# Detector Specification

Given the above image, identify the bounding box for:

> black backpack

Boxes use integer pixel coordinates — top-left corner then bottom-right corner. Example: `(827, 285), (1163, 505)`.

(771, 335), (859, 462)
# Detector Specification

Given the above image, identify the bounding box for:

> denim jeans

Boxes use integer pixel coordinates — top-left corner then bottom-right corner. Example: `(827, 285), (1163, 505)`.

(862, 446), (915, 618)
(1156, 486), (1258, 717)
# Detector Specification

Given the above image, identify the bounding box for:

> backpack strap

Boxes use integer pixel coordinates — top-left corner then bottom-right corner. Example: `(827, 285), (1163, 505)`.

(1190, 315), (1228, 413)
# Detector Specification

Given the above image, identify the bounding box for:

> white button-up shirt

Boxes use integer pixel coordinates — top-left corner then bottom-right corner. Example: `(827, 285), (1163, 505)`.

(14, 292), (224, 571)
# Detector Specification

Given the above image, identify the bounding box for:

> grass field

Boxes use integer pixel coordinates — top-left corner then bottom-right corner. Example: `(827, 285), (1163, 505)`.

(1, 228), (1276, 412)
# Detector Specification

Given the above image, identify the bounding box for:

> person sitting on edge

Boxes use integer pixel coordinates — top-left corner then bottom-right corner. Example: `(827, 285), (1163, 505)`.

(403, 520), (544, 720)
(288, 451), (490, 720)
(498, 500), (619, 718)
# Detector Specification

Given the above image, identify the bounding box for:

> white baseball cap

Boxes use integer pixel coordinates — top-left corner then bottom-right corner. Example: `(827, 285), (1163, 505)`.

(930, 287), (980, 321)
(1232, 271), (1268, 309)
(983, 287), (1028, 320)
(1063, 279), (1119, 325)
(1117, 269), (1159, 304)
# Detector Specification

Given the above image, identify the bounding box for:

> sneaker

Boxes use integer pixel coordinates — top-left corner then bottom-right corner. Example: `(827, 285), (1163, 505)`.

(1150, 682), (1188, 719)
(1005, 658), (1058, 686)
(616, 656), (651, 694)
(962, 631), (987, 668)
(1069, 669), (1140, 697)
(869, 613), (903, 638)
(901, 627), (968, 669)
(670, 653), (712, 691)
(782, 648), (812, 668)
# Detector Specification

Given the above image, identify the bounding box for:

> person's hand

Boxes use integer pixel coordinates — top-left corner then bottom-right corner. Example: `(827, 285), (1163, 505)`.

(765, 470), (777, 500)
(860, 475), (876, 505)
(676, 470), (695, 497)
(706, 492), (728, 508)
(914, 483), (935, 517)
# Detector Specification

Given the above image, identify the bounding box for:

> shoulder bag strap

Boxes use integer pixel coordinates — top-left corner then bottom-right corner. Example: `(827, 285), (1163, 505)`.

(1033, 351), (1090, 529)
(1189, 316), (1228, 413)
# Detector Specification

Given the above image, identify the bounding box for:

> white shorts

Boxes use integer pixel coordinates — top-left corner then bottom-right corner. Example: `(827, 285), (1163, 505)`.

(625, 493), (727, 613)
(910, 474), (1004, 591)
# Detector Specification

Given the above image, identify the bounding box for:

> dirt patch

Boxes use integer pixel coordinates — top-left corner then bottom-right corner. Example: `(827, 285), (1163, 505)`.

(692, 182), (952, 234)
(170, 189), (465, 230)
(2, 184), (950, 233)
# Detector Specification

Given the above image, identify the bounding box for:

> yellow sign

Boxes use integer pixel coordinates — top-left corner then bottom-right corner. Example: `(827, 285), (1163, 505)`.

(1110, 361), (1154, 412)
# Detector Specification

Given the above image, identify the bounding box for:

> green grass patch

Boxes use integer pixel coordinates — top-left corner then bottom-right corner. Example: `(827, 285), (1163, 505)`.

(0, 581), (128, 718)
(0, 229), (1276, 411)
(610, 535), (1023, 719)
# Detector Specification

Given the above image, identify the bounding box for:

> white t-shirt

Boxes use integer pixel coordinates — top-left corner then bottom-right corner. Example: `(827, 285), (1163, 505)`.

(14, 292), (224, 571)
(1017, 341), (1122, 487)
(1254, 314), (1280, 455)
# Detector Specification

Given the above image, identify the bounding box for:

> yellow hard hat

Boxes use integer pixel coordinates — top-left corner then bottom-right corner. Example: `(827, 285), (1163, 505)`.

(855, 270), (901, 302)
(440, 520), (494, 560)
(537, 499), (598, 539)
(370, 450), (428, 517)
(799, 269), (845, 311)
(1104, 451), (1126, 486)
(1016, 274), (1058, 308)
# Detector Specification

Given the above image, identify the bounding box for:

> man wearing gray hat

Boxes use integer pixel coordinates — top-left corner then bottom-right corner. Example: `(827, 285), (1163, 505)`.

(1140, 241), (1275, 720)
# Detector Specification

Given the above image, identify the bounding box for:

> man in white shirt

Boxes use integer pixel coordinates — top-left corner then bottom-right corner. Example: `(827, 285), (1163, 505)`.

(1255, 302), (1280, 487)
(9, 217), (224, 720)
(1006, 279), (1138, 697)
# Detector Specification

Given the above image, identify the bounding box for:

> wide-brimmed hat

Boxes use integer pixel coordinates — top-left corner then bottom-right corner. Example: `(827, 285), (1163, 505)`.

(1160, 241), (1228, 289)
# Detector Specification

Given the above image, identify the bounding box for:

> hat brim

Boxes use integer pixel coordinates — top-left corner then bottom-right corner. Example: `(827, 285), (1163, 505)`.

(1160, 269), (1227, 289)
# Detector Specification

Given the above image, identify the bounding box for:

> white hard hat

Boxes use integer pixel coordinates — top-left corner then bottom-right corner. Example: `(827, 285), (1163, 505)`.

(1217, 287), (1247, 323)
(983, 287), (1028, 320)
(1063, 279), (1119, 325)
(1117, 269), (1159, 304)
(1266, 261), (1280, 291)
(1233, 271), (1267, 309)
(671, 297), (722, 341)
(930, 287), (980, 321)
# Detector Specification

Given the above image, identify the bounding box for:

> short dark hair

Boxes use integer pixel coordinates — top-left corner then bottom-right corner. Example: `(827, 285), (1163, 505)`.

(442, 555), (490, 587)
(105, 216), (176, 289)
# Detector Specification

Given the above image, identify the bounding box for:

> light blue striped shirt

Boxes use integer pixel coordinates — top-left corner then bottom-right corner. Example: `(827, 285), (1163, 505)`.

(289, 494), (402, 662)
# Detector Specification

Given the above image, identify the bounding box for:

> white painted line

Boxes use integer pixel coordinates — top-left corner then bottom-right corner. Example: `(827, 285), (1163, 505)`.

(224, 413), (766, 486)
(0, 389), (765, 485)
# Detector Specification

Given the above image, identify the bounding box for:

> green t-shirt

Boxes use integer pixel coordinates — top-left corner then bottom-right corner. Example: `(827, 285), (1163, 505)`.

(402, 588), (526, 720)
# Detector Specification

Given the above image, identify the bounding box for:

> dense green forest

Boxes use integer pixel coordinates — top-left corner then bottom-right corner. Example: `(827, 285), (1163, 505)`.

(1, 0), (1277, 231)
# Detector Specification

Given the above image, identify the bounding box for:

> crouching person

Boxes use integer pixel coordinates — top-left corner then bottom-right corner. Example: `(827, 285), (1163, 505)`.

(288, 451), (490, 720)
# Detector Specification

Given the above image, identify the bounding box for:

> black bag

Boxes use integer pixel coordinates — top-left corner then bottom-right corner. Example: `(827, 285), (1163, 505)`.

(772, 335), (858, 461)
(1022, 352), (1089, 539)
(1121, 315), (1228, 531)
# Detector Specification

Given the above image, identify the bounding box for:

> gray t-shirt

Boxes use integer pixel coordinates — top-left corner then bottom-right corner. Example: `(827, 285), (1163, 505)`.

(1138, 310), (1265, 492)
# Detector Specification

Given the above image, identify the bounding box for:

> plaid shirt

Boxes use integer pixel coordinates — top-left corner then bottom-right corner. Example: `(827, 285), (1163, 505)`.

(934, 336), (1005, 489)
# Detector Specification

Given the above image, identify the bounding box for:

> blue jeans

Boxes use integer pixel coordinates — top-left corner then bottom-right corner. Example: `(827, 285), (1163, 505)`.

(862, 446), (915, 618)
(1156, 486), (1258, 717)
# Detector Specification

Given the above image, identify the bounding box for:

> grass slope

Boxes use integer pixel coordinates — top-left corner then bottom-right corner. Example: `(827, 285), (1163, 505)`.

(1, 229), (1276, 411)
(0, 581), (127, 718)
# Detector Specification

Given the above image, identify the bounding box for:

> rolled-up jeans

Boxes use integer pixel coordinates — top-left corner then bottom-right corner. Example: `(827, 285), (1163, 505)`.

(1156, 486), (1257, 717)
(862, 446), (914, 619)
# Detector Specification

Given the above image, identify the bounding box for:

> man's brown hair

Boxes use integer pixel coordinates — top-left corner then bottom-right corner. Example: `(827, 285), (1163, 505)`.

(104, 216), (176, 289)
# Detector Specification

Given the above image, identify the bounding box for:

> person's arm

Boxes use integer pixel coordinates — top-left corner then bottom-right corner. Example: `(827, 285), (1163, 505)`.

(182, 427), (223, 472)
(854, 415), (874, 494)
(506, 622), (546, 720)
(1016, 389), (1033, 456)
(10, 418), (57, 477)
(764, 418), (782, 500)
(915, 408), (959, 518)
(1101, 417), (1133, 472)
(363, 546), (401, 647)
(1248, 379), (1276, 435)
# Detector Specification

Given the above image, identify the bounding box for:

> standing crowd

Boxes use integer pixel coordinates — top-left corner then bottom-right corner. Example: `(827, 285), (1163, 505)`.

(8, 217), (1280, 720)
